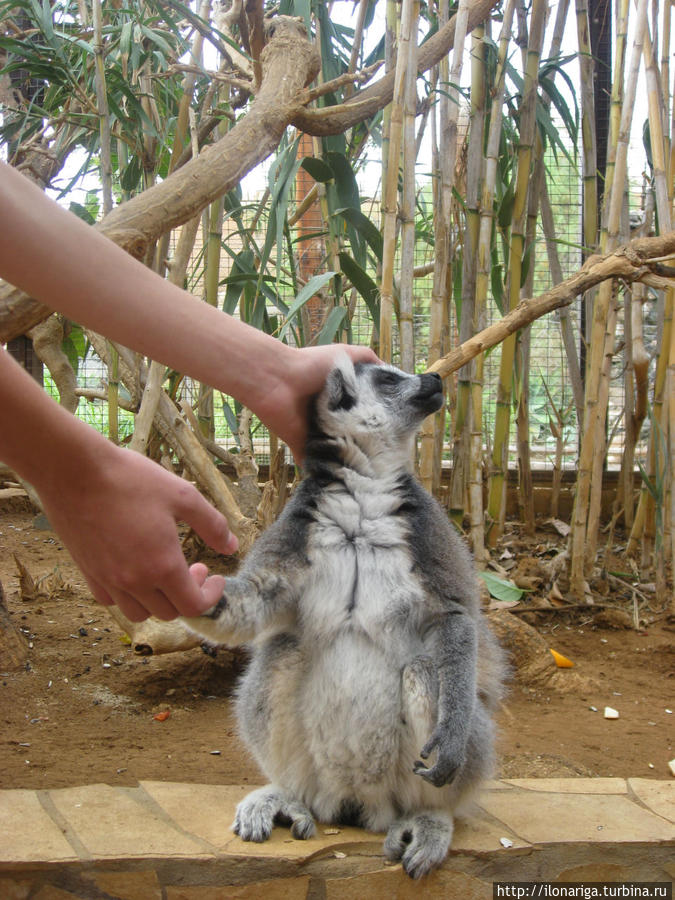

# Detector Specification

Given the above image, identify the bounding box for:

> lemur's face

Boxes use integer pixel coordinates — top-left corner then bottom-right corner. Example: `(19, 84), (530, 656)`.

(316, 359), (444, 452)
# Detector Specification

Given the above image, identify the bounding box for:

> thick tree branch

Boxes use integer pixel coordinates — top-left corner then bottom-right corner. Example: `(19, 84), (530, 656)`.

(292, 0), (500, 136)
(428, 233), (675, 379)
(0, 16), (319, 341)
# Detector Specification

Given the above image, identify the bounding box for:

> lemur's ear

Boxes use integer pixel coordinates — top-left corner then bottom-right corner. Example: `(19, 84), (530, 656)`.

(325, 356), (357, 411)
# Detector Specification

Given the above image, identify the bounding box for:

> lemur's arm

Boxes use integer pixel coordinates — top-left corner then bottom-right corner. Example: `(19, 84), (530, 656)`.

(182, 496), (312, 645)
(413, 608), (478, 787)
(183, 567), (298, 646)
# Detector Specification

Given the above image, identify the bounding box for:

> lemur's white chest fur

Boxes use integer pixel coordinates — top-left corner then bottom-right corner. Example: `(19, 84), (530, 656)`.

(184, 357), (505, 880)
(301, 468), (425, 651)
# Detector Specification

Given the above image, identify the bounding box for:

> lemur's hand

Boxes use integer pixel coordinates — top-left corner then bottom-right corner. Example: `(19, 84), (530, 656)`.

(412, 726), (467, 787)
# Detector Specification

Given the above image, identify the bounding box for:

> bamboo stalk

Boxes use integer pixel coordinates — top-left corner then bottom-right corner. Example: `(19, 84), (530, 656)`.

(467, 0), (516, 560)
(669, 292), (675, 611)
(379, 0), (411, 363)
(485, 0), (547, 545)
(605, 6), (673, 574)
(576, 0), (598, 253)
(418, 0), (470, 491)
(398, 0), (420, 374)
(345, 0), (370, 100)
(569, 0), (648, 598)
(449, 25), (485, 524)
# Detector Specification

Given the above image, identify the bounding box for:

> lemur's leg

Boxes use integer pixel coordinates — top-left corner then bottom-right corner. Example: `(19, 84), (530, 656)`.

(383, 811), (453, 879)
(400, 656), (438, 749)
(233, 785), (316, 843)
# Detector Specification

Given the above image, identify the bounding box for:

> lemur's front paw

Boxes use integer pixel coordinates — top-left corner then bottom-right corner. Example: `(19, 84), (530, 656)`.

(413, 729), (466, 787)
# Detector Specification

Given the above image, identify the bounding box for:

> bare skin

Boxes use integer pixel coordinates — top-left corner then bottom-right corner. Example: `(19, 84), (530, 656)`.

(0, 161), (378, 622)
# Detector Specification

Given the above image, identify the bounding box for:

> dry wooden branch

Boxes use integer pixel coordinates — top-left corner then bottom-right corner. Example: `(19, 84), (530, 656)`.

(0, 16), (321, 341)
(291, 0), (500, 136)
(427, 233), (675, 379)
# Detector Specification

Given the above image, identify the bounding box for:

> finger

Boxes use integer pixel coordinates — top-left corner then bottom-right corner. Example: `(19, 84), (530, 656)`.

(189, 562), (209, 586)
(200, 574), (226, 608)
(159, 561), (223, 618)
(174, 487), (239, 555)
(136, 590), (180, 622)
(84, 576), (114, 607)
(110, 591), (152, 623)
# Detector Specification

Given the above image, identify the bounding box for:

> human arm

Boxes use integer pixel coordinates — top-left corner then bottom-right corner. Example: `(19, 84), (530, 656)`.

(0, 161), (378, 461)
(0, 347), (240, 621)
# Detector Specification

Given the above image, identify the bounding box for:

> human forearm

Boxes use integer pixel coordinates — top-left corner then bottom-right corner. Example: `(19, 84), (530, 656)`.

(0, 162), (293, 404)
(1, 161), (379, 459)
(0, 346), (107, 489)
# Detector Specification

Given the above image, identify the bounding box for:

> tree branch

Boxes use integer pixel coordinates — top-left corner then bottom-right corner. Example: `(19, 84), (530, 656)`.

(427, 233), (675, 379)
(0, 16), (320, 341)
(292, 0), (500, 136)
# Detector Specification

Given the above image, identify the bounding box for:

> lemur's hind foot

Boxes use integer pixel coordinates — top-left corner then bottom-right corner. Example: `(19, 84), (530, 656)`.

(383, 811), (453, 879)
(233, 785), (316, 843)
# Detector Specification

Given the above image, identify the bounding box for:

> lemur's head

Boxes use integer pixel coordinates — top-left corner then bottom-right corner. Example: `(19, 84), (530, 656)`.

(306, 357), (444, 474)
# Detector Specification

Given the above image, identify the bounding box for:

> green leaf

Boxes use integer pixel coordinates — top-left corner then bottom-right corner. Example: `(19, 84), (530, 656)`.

(68, 201), (96, 225)
(300, 156), (334, 184)
(278, 271), (338, 340)
(338, 252), (380, 323)
(334, 207), (383, 262)
(316, 306), (348, 345)
(479, 571), (524, 604)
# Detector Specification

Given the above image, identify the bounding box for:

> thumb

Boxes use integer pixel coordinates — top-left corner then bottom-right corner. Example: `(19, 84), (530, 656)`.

(175, 486), (239, 555)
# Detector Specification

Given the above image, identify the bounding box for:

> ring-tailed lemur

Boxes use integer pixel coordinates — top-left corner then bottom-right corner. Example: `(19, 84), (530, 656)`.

(184, 357), (505, 879)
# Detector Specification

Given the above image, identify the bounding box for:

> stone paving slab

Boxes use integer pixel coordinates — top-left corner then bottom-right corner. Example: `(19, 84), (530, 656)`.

(0, 790), (78, 864)
(478, 789), (674, 844)
(0, 779), (672, 898)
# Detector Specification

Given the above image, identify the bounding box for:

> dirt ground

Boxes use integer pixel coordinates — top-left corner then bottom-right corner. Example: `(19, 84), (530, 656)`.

(1, 500), (673, 792)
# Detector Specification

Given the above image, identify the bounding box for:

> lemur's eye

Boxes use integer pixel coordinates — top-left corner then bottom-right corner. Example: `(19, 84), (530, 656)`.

(376, 371), (402, 387)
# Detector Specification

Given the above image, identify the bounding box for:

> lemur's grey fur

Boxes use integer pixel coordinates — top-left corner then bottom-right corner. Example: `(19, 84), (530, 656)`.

(184, 357), (505, 879)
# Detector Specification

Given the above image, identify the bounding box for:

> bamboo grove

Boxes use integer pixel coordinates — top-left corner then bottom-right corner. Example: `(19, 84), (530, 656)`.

(1, 0), (675, 613)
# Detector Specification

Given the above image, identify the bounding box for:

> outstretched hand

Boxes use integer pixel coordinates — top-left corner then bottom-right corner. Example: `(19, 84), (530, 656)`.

(36, 445), (236, 623)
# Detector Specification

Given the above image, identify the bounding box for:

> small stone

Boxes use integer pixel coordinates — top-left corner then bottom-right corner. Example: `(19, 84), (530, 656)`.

(604, 706), (619, 719)
(668, 758), (675, 777)
(500, 837), (514, 848)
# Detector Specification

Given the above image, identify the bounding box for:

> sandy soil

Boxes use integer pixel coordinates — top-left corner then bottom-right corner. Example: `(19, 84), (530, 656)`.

(1, 502), (673, 791)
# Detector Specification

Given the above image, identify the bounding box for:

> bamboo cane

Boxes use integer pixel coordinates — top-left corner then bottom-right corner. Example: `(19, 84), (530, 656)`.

(398, 0), (420, 374)
(603, 0), (630, 219)
(467, 0), (516, 560)
(485, 0), (547, 545)
(513, 0), (570, 535)
(600, 7), (674, 572)
(379, 0), (412, 363)
(576, 0), (598, 254)
(569, 0), (648, 598)
(449, 26), (486, 524)
(669, 292), (675, 610)
(418, 0), (470, 492)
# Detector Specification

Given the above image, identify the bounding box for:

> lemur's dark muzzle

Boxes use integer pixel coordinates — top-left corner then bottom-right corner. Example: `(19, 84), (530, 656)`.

(415, 372), (444, 413)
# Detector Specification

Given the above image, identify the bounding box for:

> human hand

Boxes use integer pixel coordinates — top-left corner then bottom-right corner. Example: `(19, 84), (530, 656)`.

(36, 445), (237, 622)
(257, 344), (380, 462)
